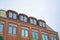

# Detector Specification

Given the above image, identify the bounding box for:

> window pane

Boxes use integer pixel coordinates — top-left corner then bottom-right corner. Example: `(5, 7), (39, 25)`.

(20, 15), (23, 21)
(35, 32), (38, 39)
(32, 32), (35, 39)
(51, 36), (56, 40)
(25, 30), (28, 37)
(42, 34), (45, 40)
(13, 27), (16, 35)
(30, 19), (33, 24)
(45, 35), (48, 40)
(32, 31), (38, 40)
(43, 22), (45, 27)
(8, 26), (12, 34)
(40, 22), (43, 27)
(13, 13), (16, 19)
(24, 17), (27, 22)
(9, 12), (12, 18)
(22, 29), (25, 37)
(54, 37), (56, 40)
(34, 20), (37, 25)
(0, 23), (4, 32)
(42, 34), (48, 40)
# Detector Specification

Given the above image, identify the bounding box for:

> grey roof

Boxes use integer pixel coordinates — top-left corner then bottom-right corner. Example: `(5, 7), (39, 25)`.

(46, 24), (55, 31)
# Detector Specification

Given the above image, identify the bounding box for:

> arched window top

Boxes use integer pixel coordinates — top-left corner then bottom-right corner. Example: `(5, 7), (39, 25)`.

(6, 10), (18, 19)
(38, 19), (46, 22)
(6, 10), (18, 14)
(28, 17), (37, 20)
(18, 13), (28, 17)
(18, 13), (28, 22)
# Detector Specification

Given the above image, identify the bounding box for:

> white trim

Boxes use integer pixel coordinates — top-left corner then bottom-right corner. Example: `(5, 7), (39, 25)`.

(42, 32), (48, 35)
(32, 29), (38, 32)
(51, 34), (56, 37)
(9, 24), (17, 27)
(21, 27), (28, 30)
(0, 21), (5, 24)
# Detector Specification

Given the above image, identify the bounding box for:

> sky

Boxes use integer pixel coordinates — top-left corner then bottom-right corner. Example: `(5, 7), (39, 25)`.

(0, 0), (60, 38)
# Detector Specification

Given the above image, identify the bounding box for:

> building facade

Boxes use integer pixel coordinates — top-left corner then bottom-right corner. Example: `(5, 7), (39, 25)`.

(0, 9), (59, 40)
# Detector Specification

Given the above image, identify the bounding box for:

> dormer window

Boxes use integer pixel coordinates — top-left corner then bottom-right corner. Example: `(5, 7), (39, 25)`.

(6, 10), (17, 19)
(38, 20), (46, 27)
(29, 18), (37, 25)
(39, 21), (45, 27)
(9, 12), (17, 19)
(20, 15), (27, 22)
(19, 14), (28, 22)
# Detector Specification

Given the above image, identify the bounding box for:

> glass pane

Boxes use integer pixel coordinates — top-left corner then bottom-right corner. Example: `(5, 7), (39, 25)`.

(54, 37), (56, 40)
(20, 15), (23, 21)
(32, 32), (35, 39)
(30, 19), (33, 24)
(45, 35), (48, 40)
(43, 22), (45, 27)
(51, 36), (56, 40)
(22, 29), (25, 37)
(51, 37), (53, 40)
(35, 32), (38, 39)
(0, 23), (4, 32)
(13, 13), (16, 19)
(13, 27), (16, 35)
(40, 22), (42, 27)
(24, 17), (27, 22)
(25, 30), (28, 37)
(34, 20), (37, 25)
(9, 12), (12, 18)
(42, 34), (45, 40)
(8, 26), (12, 34)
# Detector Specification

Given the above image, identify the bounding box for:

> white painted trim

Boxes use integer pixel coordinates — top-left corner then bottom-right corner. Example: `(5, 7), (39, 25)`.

(32, 29), (38, 32)
(9, 24), (17, 27)
(0, 21), (5, 24)
(21, 27), (28, 30)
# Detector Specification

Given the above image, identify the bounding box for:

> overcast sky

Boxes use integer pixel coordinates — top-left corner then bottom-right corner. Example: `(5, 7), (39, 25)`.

(0, 0), (60, 37)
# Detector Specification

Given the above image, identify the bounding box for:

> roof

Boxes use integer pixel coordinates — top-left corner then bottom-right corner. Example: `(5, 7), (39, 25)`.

(46, 24), (55, 31)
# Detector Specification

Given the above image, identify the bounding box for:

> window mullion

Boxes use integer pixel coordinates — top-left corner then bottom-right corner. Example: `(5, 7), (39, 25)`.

(24, 29), (25, 37)
(12, 27), (13, 35)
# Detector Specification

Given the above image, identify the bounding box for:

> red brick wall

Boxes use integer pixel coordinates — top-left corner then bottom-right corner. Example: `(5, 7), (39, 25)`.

(0, 18), (59, 40)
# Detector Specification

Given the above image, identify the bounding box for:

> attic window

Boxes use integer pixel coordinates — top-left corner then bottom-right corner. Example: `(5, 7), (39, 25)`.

(39, 21), (45, 27)
(8, 12), (17, 19)
(30, 18), (37, 25)
(19, 15), (27, 22)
